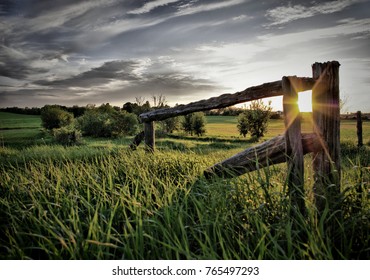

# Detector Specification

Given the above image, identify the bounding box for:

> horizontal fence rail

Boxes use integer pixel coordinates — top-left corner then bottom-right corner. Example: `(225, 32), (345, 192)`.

(139, 77), (315, 122)
(130, 61), (341, 217)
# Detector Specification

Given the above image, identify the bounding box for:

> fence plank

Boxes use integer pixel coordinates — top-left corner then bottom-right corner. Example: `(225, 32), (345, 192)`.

(283, 76), (305, 214)
(140, 78), (315, 122)
(204, 133), (321, 179)
(312, 61), (341, 213)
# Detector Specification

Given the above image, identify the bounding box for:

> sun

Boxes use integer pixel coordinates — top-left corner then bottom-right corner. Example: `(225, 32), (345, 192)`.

(298, 90), (313, 112)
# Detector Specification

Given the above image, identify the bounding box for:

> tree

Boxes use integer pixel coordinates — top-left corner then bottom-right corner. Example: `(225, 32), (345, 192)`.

(192, 112), (206, 136)
(237, 100), (272, 139)
(181, 112), (206, 136)
(182, 114), (194, 135)
(41, 105), (74, 130)
(159, 117), (180, 134)
(122, 102), (135, 113)
(151, 94), (167, 108)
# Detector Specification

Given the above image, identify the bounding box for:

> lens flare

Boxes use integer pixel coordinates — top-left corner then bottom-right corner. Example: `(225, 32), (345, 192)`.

(298, 90), (313, 112)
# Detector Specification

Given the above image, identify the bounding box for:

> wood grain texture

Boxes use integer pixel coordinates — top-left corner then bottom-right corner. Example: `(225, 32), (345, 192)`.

(140, 78), (315, 122)
(204, 133), (321, 179)
(312, 61), (341, 212)
(283, 76), (305, 214)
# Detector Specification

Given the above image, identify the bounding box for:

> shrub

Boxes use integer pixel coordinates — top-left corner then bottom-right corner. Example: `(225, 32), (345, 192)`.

(77, 109), (139, 138)
(53, 126), (82, 146)
(41, 105), (74, 130)
(237, 100), (272, 138)
(112, 111), (139, 136)
(77, 110), (113, 137)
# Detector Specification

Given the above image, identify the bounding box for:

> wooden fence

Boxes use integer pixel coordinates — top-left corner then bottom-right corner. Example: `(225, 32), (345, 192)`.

(133, 61), (341, 213)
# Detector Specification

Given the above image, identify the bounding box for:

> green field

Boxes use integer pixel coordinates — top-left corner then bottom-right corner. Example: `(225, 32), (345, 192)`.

(0, 112), (42, 129)
(0, 112), (369, 259)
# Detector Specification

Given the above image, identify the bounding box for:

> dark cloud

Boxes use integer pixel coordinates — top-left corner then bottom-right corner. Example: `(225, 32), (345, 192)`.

(35, 60), (140, 87)
(0, 45), (48, 79)
(0, 0), (369, 111)
(0, 57), (223, 107)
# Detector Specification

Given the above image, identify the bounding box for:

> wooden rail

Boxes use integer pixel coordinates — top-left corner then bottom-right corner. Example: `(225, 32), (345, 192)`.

(204, 133), (322, 179)
(139, 78), (315, 123)
(130, 61), (341, 215)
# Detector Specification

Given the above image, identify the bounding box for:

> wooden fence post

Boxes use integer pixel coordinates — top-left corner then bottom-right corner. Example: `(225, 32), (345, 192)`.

(282, 76), (305, 215)
(144, 121), (155, 152)
(357, 111), (363, 148)
(129, 131), (145, 150)
(312, 61), (341, 213)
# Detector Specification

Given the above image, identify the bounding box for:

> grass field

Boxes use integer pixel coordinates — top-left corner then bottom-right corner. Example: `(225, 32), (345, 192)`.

(0, 112), (369, 259)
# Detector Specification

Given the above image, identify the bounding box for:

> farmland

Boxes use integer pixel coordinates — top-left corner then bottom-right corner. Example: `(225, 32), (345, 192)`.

(0, 112), (369, 259)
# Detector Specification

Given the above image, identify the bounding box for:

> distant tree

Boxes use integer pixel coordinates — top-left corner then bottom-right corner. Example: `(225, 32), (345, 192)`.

(237, 100), (272, 139)
(41, 105), (74, 130)
(160, 116), (180, 134)
(182, 114), (194, 135)
(192, 112), (206, 136)
(181, 112), (206, 136)
(130, 99), (151, 115)
(122, 102), (134, 113)
(135, 96), (145, 107)
(68, 105), (86, 117)
(151, 94), (167, 108)
(237, 114), (249, 138)
(340, 96), (349, 114)
(97, 103), (115, 114)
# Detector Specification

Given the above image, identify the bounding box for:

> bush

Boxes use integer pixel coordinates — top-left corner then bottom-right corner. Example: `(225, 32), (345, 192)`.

(41, 105), (74, 130)
(77, 109), (139, 138)
(112, 111), (139, 136)
(237, 100), (272, 138)
(53, 126), (82, 146)
(77, 110), (112, 137)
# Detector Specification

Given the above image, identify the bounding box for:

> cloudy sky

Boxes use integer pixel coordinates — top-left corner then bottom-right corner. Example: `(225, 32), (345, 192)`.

(0, 0), (369, 112)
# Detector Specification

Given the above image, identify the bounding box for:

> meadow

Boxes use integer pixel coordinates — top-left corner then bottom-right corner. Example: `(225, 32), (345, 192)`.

(0, 112), (369, 259)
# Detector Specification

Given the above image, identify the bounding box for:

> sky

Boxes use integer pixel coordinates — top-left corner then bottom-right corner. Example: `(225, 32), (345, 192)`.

(0, 0), (369, 112)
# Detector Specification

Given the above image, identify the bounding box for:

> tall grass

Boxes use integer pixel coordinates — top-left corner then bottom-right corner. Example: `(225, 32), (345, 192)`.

(1, 143), (369, 259)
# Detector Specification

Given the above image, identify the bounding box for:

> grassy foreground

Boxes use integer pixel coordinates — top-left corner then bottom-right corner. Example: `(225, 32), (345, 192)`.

(0, 113), (369, 259)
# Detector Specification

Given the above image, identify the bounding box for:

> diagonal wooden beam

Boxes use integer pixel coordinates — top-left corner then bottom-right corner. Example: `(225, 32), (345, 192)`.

(204, 133), (322, 180)
(140, 78), (315, 122)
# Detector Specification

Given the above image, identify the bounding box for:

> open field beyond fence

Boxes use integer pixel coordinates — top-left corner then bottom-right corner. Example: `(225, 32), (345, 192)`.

(0, 112), (369, 259)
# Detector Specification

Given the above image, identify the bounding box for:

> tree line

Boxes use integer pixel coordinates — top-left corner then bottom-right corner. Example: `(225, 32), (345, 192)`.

(36, 95), (208, 145)
(3, 95), (275, 145)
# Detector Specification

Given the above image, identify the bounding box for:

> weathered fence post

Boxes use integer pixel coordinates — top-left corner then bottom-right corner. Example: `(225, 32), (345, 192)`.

(144, 121), (155, 152)
(357, 111), (363, 148)
(312, 61), (341, 213)
(282, 76), (305, 215)
(129, 131), (145, 150)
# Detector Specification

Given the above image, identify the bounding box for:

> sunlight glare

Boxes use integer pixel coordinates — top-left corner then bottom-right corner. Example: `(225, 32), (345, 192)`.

(298, 90), (313, 112)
